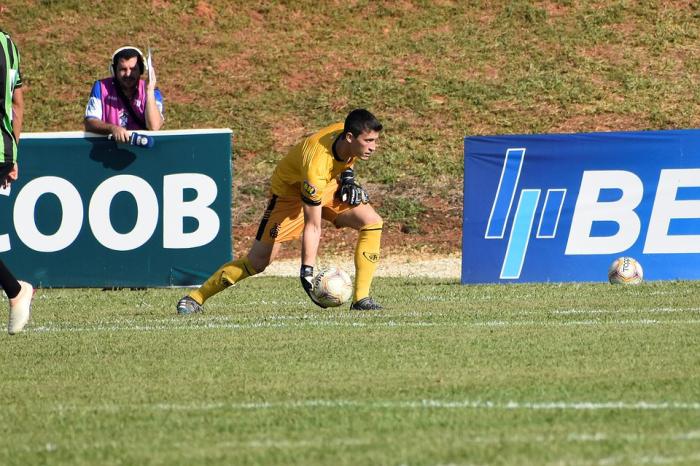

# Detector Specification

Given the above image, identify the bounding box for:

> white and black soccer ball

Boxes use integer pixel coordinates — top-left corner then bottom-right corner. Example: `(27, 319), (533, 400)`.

(312, 266), (353, 307)
(608, 256), (643, 285)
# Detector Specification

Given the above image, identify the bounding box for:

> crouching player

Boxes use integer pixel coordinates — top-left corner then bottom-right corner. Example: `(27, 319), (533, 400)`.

(177, 108), (384, 313)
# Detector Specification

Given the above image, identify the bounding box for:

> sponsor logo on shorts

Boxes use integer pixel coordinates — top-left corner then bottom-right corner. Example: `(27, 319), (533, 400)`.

(270, 223), (280, 239)
(363, 252), (379, 263)
(303, 181), (316, 197)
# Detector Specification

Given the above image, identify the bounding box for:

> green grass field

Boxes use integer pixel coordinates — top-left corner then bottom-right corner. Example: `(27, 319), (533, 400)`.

(2, 278), (699, 465)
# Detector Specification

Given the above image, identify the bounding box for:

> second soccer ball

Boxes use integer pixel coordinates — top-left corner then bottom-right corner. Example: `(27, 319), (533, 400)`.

(608, 257), (643, 285)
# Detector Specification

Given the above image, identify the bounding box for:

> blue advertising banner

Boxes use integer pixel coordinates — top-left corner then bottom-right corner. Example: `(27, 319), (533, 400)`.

(462, 129), (700, 283)
(0, 129), (232, 287)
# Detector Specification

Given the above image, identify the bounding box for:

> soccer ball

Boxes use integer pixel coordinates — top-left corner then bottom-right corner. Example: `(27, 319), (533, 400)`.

(608, 257), (643, 285)
(311, 267), (353, 307)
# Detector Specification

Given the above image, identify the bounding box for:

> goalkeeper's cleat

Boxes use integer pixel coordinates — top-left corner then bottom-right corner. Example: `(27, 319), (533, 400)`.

(8, 281), (34, 335)
(176, 295), (203, 315)
(350, 296), (383, 311)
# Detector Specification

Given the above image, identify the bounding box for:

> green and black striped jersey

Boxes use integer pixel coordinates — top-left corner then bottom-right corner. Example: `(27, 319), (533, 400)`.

(0, 31), (21, 164)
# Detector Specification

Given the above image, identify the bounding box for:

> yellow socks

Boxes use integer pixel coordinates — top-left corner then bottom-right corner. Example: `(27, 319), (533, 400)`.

(353, 222), (382, 302)
(189, 223), (382, 306)
(190, 257), (257, 304)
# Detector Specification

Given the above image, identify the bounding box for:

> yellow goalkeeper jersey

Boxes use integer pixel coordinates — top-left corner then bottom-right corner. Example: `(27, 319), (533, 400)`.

(269, 122), (355, 205)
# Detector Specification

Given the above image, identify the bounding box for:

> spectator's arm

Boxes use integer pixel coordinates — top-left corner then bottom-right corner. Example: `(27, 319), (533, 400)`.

(144, 88), (163, 131)
(84, 118), (130, 143)
(144, 61), (163, 131)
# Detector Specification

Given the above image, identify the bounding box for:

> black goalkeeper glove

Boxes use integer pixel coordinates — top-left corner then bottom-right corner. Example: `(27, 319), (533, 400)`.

(339, 169), (370, 206)
(300, 265), (328, 309)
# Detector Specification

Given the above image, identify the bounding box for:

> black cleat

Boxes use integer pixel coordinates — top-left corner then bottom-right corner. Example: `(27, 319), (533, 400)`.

(350, 297), (383, 310)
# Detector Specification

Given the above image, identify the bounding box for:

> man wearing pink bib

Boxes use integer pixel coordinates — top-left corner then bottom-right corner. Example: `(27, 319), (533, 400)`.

(84, 46), (164, 143)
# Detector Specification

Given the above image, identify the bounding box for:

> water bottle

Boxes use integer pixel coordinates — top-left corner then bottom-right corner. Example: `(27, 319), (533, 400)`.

(107, 132), (155, 148)
(129, 132), (155, 148)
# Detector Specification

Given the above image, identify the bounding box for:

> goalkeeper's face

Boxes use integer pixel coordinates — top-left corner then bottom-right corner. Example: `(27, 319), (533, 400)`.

(350, 130), (380, 161)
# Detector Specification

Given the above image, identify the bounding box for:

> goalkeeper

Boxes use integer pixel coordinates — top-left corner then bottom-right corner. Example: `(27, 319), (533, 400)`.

(176, 109), (384, 313)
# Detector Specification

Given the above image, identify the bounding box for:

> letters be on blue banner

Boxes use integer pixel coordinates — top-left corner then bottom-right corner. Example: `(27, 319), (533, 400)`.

(462, 129), (700, 283)
(0, 129), (233, 287)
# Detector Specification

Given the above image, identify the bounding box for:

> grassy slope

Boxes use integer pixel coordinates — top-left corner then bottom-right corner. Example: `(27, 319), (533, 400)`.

(3, 1), (700, 248)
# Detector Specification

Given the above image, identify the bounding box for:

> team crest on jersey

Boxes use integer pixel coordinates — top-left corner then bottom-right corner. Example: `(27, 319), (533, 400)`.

(269, 223), (280, 239)
(363, 252), (380, 263)
(302, 181), (316, 197)
(119, 110), (128, 127)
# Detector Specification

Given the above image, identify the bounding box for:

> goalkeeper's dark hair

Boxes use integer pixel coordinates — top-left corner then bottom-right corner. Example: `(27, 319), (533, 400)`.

(344, 109), (383, 137)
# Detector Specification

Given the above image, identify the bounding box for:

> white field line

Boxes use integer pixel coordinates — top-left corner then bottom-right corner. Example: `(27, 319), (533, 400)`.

(209, 437), (370, 450)
(551, 307), (700, 315)
(27, 306), (700, 329)
(53, 399), (700, 413)
(29, 305), (700, 328)
(26, 441), (700, 466)
(30, 437), (371, 454)
(597, 453), (700, 466)
(210, 446), (700, 466)
(458, 431), (700, 444)
(567, 431), (700, 441)
(30, 317), (700, 334)
(27, 437), (700, 466)
(30, 432), (700, 454)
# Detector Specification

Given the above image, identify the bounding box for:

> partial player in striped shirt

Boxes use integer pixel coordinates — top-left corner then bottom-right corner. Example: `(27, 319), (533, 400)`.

(0, 31), (34, 335)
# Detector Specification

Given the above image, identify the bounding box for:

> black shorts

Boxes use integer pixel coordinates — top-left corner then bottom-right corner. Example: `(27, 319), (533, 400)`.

(0, 162), (13, 179)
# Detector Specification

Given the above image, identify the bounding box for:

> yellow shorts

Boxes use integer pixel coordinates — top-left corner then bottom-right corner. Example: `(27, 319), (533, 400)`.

(255, 181), (353, 244)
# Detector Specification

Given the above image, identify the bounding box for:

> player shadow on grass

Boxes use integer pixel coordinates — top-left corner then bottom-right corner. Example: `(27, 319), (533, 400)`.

(86, 137), (136, 170)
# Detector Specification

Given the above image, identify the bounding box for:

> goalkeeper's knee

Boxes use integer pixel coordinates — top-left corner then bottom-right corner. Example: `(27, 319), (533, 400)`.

(355, 207), (382, 229)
